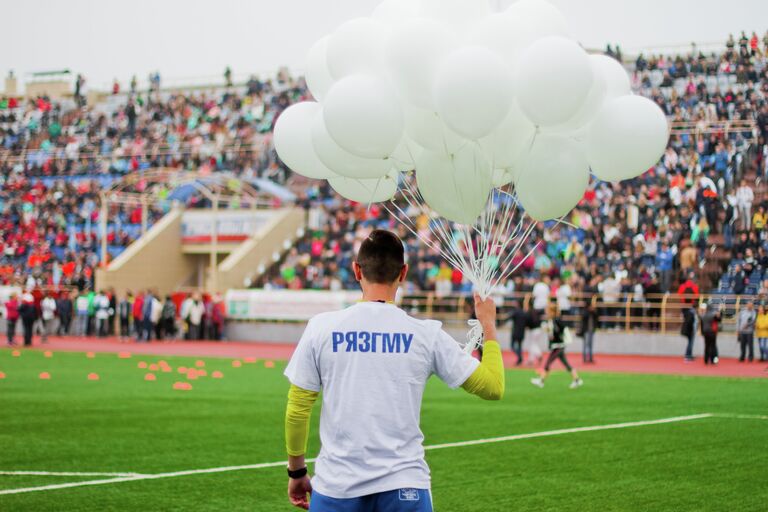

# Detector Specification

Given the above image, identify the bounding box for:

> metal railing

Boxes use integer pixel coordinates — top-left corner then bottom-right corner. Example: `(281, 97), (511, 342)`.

(0, 138), (271, 166)
(397, 292), (762, 334)
(668, 119), (758, 143)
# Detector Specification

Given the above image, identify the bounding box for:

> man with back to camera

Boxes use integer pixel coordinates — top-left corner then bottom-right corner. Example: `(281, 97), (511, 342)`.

(283, 230), (505, 511)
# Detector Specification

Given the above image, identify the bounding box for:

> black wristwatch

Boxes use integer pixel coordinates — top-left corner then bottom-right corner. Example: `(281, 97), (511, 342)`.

(287, 466), (308, 479)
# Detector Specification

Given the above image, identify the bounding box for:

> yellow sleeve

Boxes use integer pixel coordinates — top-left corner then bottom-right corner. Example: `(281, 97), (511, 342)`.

(285, 384), (319, 456)
(460, 341), (505, 400)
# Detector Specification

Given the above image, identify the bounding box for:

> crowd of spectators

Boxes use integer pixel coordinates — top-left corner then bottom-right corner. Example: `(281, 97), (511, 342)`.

(2, 32), (768, 307)
(0, 70), (303, 180)
(0, 69), (308, 288)
(262, 31), (768, 308)
(3, 288), (226, 345)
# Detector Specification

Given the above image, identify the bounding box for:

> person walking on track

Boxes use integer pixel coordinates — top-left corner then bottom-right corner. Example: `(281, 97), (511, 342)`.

(531, 303), (583, 389)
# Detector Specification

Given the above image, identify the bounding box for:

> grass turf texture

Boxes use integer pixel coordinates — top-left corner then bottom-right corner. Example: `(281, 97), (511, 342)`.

(0, 348), (766, 511)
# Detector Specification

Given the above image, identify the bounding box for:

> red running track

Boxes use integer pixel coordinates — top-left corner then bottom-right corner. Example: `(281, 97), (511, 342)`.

(5, 336), (767, 378)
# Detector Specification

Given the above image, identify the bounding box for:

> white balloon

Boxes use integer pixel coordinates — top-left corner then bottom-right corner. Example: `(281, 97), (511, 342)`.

(465, 13), (525, 69)
(389, 137), (424, 172)
(329, 175), (399, 203)
(305, 37), (335, 102)
(516, 135), (590, 221)
(492, 168), (518, 188)
(323, 75), (405, 159)
(434, 46), (515, 139)
(467, 2), (568, 68)
(404, 106), (467, 154)
(416, 145), (492, 225)
(516, 36), (593, 127)
(546, 55), (632, 134)
(420, 0), (491, 32)
(592, 54), (631, 99)
(273, 102), (337, 180)
(326, 18), (389, 80)
(506, 0), (569, 41)
(311, 112), (390, 179)
(386, 18), (458, 110)
(372, 0), (421, 26)
(545, 59), (606, 134)
(586, 95), (669, 182)
(478, 101), (536, 169)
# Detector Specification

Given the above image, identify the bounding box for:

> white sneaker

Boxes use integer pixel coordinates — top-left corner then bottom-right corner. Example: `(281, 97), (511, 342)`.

(530, 377), (544, 388)
(569, 378), (584, 389)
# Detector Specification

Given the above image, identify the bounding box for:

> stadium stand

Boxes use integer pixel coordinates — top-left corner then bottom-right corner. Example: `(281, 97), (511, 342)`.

(1, 31), (768, 340)
(262, 36), (768, 300)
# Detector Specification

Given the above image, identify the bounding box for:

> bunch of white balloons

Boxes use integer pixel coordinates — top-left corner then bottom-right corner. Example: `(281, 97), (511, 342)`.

(274, 0), (670, 223)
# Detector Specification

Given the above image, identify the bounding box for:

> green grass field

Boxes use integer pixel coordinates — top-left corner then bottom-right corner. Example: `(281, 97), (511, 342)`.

(1, 348), (766, 511)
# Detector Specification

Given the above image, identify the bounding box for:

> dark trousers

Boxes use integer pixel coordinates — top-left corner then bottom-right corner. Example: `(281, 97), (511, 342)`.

(158, 317), (175, 340)
(133, 317), (143, 339)
(544, 347), (573, 372)
(684, 333), (695, 360)
(58, 315), (71, 335)
(96, 318), (107, 337)
(120, 317), (130, 337)
(7, 318), (17, 344)
(142, 320), (155, 341)
(739, 333), (754, 362)
(511, 338), (523, 364)
(724, 222), (734, 248)
(22, 318), (34, 346)
(583, 332), (595, 363)
(647, 306), (661, 331)
(703, 333), (718, 364)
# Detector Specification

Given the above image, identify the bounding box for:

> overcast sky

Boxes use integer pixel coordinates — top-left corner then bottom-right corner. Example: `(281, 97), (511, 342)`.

(2, 0), (767, 91)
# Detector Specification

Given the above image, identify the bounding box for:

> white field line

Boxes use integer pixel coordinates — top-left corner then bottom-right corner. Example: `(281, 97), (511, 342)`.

(0, 471), (145, 477)
(424, 413), (714, 451)
(0, 413), (714, 496)
(713, 413), (768, 420)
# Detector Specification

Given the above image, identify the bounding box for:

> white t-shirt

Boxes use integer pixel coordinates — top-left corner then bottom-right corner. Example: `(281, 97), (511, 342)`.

(532, 282), (550, 310)
(95, 295), (110, 320)
(150, 299), (163, 323)
(556, 284), (572, 311)
(188, 301), (205, 325)
(41, 297), (57, 321)
(76, 296), (89, 314)
(284, 302), (479, 499)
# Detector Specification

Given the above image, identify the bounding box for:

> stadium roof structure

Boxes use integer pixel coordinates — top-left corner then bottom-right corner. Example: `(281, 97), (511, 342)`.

(102, 168), (281, 210)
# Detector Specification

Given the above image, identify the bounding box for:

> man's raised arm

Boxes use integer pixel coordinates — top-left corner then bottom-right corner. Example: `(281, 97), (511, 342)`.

(461, 294), (505, 400)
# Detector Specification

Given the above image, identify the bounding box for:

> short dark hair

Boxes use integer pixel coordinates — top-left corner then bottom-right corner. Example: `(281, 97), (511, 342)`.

(356, 230), (405, 284)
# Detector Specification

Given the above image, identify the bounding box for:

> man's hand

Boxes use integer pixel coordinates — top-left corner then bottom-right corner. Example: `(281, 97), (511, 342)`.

(288, 475), (312, 509)
(474, 293), (497, 340)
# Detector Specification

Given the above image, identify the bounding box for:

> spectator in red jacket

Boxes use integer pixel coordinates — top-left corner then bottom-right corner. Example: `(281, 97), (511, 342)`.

(132, 291), (145, 339)
(677, 273), (700, 306)
(5, 293), (20, 346)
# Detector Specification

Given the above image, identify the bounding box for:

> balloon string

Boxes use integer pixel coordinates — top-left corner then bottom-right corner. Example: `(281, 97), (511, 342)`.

(365, 177), (383, 212)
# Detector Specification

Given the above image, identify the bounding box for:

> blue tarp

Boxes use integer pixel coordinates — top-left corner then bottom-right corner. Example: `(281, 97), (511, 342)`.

(165, 177), (296, 203)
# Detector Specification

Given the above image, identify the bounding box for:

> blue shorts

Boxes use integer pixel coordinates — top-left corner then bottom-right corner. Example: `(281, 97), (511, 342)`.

(309, 488), (432, 512)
